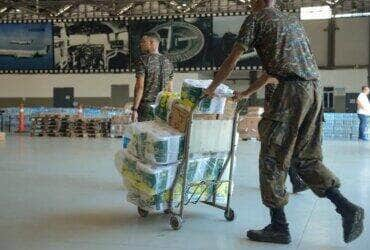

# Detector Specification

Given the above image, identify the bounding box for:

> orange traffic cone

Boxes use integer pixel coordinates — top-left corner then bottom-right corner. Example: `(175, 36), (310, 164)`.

(18, 103), (26, 133)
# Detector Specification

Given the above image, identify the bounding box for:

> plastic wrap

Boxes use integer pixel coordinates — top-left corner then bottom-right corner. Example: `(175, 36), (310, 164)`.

(125, 121), (184, 165)
(154, 91), (180, 122)
(115, 150), (178, 195)
(180, 79), (234, 114)
(121, 152), (234, 212)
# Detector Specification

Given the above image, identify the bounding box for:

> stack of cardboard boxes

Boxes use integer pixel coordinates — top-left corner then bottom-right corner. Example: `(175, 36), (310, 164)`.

(238, 107), (264, 140)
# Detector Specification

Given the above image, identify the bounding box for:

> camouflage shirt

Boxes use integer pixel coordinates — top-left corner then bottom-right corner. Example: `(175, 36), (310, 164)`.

(236, 7), (320, 81)
(135, 53), (174, 103)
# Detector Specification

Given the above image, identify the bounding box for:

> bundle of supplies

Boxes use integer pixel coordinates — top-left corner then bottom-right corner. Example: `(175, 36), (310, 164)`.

(122, 121), (184, 165)
(115, 152), (233, 212)
(154, 91), (180, 122)
(115, 150), (178, 196)
(180, 79), (234, 114)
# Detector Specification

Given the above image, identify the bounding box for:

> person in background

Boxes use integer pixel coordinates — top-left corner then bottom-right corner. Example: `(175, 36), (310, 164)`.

(131, 32), (174, 122)
(205, 0), (364, 245)
(357, 86), (370, 141)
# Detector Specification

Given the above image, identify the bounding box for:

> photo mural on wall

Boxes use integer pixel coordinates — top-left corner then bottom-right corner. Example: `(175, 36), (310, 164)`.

(130, 17), (213, 69)
(212, 15), (262, 69)
(0, 22), (54, 70)
(53, 21), (130, 71)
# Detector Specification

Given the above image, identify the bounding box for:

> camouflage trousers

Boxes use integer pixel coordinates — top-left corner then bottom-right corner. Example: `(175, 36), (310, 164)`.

(258, 80), (340, 208)
(138, 102), (155, 122)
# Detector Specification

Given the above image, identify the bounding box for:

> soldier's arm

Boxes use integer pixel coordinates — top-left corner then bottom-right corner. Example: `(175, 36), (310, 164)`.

(205, 44), (245, 95)
(133, 76), (145, 111)
(206, 14), (257, 96)
(236, 74), (278, 100)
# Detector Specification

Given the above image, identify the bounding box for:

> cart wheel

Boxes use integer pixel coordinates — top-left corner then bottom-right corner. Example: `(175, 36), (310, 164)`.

(138, 207), (149, 218)
(224, 208), (235, 221)
(170, 215), (182, 230)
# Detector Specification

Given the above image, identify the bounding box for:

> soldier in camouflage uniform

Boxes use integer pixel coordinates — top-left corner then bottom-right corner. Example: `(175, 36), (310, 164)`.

(132, 32), (174, 122)
(205, 0), (364, 244)
(265, 83), (308, 194)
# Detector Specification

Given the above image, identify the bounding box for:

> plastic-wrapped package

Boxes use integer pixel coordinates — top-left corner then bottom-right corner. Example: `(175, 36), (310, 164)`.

(154, 91), (180, 122)
(121, 152), (234, 212)
(115, 150), (178, 195)
(125, 121), (184, 165)
(180, 79), (234, 114)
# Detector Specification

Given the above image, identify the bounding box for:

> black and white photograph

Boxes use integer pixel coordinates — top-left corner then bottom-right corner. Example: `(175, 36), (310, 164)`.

(212, 15), (262, 69)
(53, 21), (130, 71)
(130, 17), (213, 69)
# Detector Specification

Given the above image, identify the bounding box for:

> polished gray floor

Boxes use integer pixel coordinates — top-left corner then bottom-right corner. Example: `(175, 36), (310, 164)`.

(0, 135), (368, 250)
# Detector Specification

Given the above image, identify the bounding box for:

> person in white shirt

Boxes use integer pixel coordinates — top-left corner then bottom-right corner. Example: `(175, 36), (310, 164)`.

(357, 86), (370, 141)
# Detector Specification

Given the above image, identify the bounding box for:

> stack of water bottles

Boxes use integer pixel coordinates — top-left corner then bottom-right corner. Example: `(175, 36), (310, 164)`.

(323, 113), (369, 140)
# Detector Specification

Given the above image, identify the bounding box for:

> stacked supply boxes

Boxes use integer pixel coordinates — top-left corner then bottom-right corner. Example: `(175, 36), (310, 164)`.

(115, 121), (184, 211)
(238, 106), (264, 140)
(116, 79), (237, 212)
(323, 113), (369, 140)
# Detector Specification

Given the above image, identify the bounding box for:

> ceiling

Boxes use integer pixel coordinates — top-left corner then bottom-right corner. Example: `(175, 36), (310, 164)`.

(0, 0), (369, 19)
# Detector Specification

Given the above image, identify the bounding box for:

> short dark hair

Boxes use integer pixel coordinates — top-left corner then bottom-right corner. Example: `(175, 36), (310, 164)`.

(362, 86), (369, 91)
(264, 0), (275, 6)
(142, 32), (160, 43)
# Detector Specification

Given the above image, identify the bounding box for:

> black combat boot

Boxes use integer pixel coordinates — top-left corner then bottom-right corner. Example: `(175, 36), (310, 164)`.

(326, 187), (365, 243)
(289, 167), (308, 194)
(247, 208), (291, 244)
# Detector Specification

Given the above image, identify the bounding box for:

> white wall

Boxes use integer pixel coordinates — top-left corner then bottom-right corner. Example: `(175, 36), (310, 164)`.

(319, 68), (368, 93)
(302, 17), (369, 67)
(0, 73), (199, 98)
(335, 18), (369, 66)
(302, 20), (328, 67)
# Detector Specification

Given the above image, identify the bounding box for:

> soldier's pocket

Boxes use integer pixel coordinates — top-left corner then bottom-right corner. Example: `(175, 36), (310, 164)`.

(270, 121), (290, 146)
(259, 118), (289, 146)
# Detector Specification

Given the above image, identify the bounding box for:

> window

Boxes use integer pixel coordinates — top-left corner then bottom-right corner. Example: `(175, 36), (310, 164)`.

(323, 87), (334, 111)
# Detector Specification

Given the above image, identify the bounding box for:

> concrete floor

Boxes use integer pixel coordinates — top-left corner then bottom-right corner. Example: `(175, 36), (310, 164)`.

(0, 135), (368, 250)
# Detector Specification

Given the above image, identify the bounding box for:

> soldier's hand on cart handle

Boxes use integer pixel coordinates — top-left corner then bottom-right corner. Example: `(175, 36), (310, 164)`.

(204, 86), (216, 97)
(131, 111), (138, 123)
(232, 91), (247, 101)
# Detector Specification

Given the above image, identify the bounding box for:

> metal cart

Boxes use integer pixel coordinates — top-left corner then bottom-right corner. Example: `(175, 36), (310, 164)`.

(137, 98), (241, 230)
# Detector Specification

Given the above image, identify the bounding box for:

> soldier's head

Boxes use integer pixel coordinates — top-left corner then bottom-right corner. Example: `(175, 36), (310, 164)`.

(140, 32), (160, 54)
(362, 86), (370, 95)
(250, 0), (275, 12)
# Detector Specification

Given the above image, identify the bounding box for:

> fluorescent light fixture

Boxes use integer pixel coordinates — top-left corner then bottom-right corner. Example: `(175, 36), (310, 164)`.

(15, 9), (21, 13)
(57, 5), (72, 16)
(335, 12), (370, 18)
(117, 3), (134, 15)
(300, 6), (332, 20)
(0, 7), (7, 13)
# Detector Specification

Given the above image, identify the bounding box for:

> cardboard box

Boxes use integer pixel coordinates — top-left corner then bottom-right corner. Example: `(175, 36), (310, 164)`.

(169, 103), (190, 133)
(0, 132), (5, 141)
(238, 116), (262, 140)
(246, 106), (264, 117)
